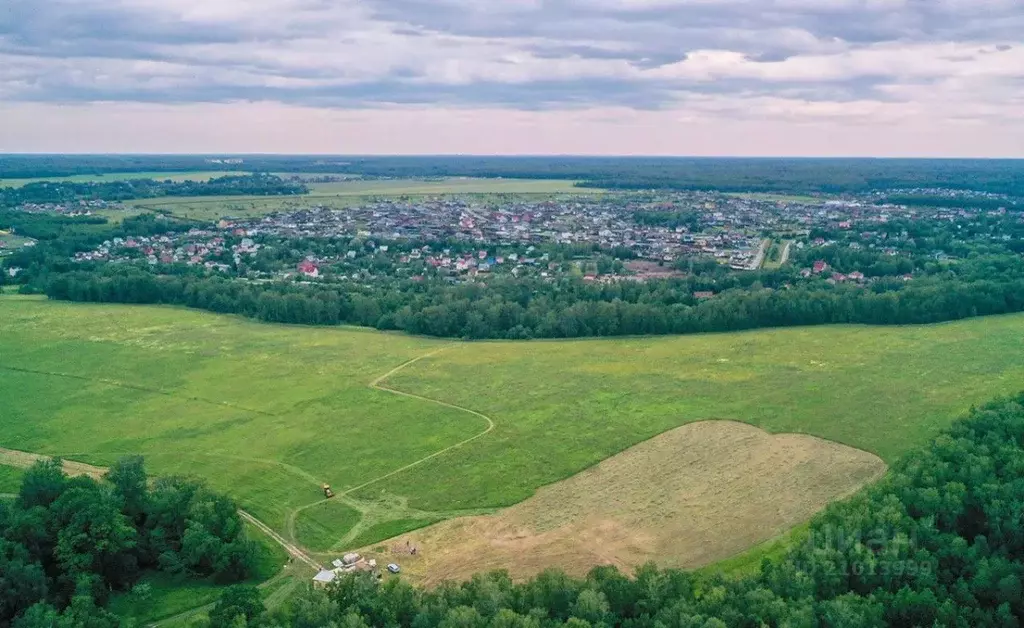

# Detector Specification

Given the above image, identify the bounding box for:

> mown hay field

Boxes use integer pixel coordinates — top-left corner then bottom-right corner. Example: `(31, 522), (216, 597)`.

(366, 420), (886, 584)
(2, 296), (1023, 572)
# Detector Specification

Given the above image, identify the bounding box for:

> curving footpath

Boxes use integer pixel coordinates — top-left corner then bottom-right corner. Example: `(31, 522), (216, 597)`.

(285, 346), (496, 543)
(1, 346), (499, 621)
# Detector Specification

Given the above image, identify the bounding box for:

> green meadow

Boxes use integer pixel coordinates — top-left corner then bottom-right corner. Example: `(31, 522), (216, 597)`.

(0, 466), (25, 494)
(2, 296), (1023, 561)
(128, 177), (593, 221)
(0, 171), (248, 188)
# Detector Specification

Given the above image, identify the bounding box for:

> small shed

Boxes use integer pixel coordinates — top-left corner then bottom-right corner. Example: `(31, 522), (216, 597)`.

(343, 552), (360, 565)
(313, 569), (337, 589)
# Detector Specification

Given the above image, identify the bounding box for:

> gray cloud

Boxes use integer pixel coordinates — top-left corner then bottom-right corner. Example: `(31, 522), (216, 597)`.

(0, 0), (1021, 116)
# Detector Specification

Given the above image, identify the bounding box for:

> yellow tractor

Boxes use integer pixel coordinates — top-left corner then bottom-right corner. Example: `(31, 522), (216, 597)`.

(322, 484), (335, 499)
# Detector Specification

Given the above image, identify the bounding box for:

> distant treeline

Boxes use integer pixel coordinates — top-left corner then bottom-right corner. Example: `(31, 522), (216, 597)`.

(0, 174), (307, 207)
(38, 254), (1024, 339)
(2, 156), (1023, 196)
(0, 457), (256, 626)
(221, 393), (1024, 627)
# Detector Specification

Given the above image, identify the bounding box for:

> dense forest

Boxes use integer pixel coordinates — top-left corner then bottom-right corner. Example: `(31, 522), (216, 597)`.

(200, 393), (1024, 626)
(0, 457), (256, 627)
(0, 174), (306, 207)
(36, 252), (1024, 339)
(2, 156), (1023, 197)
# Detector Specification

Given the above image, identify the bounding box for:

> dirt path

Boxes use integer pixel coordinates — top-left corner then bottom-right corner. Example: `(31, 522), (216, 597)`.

(3, 346), (499, 576)
(0, 446), (107, 480)
(361, 347), (495, 494)
(0, 446), (318, 571)
(779, 240), (794, 266)
(286, 346), (497, 544)
(239, 511), (320, 571)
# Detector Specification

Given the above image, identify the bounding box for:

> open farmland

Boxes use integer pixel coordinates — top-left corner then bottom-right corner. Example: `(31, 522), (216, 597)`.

(0, 171), (248, 187)
(0, 230), (36, 255)
(2, 297), (1024, 579)
(128, 177), (593, 221)
(301, 177), (586, 195)
(365, 420), (885, 584)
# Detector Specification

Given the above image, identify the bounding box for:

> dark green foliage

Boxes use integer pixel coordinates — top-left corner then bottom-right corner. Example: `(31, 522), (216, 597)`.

(105, 456), (148, 524)
(3, 156), (1021, 197)
(260, 394), (1024, 627)
(1, 175), (306, 207)
(43, 252), (1024, 339)
(0, 210), (198, 290)
(0, 458), (255, 626)
(208, 585), (265, 627)
(0, 541), (47, 624)
(17, 459), (68, 510)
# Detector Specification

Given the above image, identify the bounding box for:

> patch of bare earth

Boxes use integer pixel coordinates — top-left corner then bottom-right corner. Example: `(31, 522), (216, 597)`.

(0, 447), (107, 480)
(365, 421), (886, 585)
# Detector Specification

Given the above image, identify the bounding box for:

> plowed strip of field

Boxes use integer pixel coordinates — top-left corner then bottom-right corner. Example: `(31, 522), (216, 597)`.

(363, 421), (886, 585)
(0, 446), (107, 480)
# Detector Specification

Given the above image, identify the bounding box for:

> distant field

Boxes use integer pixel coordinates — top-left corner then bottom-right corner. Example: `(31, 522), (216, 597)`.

(303, 177), (585, 195)
(0, 231), (36, 255)
(1, 297), (1023, 578)
(128, 177), (594, 221)
(372, 421), (885, 584)
(728, 192), (825, 204)
(0, 171), (248, 188)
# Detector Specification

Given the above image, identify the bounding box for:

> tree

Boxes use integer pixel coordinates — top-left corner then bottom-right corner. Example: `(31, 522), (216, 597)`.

(17, 458), (67, 509)
(0, 539), (47, 624)
(210, 585), (266, 628)
(50, 483), (138, 593)
(105, 455), (148, 524)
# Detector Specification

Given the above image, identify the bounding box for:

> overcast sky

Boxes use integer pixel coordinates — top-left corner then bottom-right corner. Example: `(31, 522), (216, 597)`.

(1, 0), (1022, 156)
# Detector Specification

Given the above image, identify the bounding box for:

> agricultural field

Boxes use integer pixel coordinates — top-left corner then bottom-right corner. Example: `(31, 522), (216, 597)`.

(0, 230), (36, 255)
(302, 177), (586, 195)
(2, 296), (1024, 583)
(370, 421), (885, 584)
(0, 171), (247, 187)
(727, 192), (825, 204)
(128, 177), (593, 221)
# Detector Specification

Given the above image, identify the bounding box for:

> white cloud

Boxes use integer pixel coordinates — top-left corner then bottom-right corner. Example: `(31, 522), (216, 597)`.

(0, 0), (1021, 153)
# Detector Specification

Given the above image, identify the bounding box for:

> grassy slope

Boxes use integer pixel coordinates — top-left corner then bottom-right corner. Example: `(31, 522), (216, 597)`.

(367, 317), (1024, 510)
(2, 296), (1023, 555)
(0, 297), (469, 538)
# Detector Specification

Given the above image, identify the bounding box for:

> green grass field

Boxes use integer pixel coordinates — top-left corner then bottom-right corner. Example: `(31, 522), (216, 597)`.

(728, 192), (825, 204)
(128, 177), (594, 221)
(2, 296), (1023, 568)
(303, 178), (585, 195)
(0, 231), (36, 255)
(0, 466), (25, 494)
(0, 171), (248, 188)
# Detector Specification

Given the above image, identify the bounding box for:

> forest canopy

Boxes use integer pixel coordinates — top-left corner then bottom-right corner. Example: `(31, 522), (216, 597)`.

(0, 457), (257, 627)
